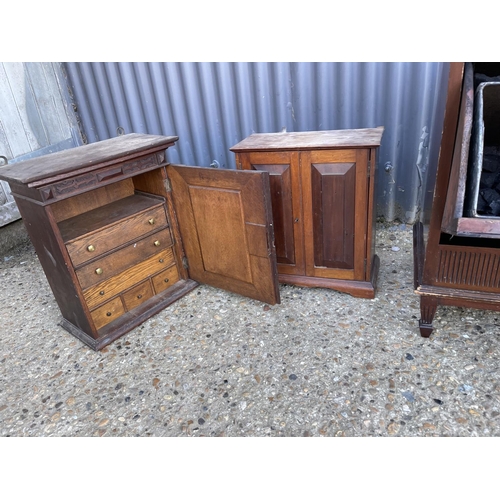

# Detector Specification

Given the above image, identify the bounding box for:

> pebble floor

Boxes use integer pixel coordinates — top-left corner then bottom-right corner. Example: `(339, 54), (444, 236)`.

(1, 222), (499, 437)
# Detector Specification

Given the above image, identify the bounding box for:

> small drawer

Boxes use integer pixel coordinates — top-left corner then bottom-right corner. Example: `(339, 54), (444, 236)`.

(76, 228), (173, 289)
(66, 204), (168, 267)
(152, 265), (180, 294)
(122, 280), (154, 311)
(83, 248), (175, 309)
(42, 152), (161, 202)
(91, 296), (125, 330)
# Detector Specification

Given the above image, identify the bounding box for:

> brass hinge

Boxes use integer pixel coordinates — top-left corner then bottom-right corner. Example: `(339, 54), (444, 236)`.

(164, 177), (172, 192)
(182, 256), (189, 269)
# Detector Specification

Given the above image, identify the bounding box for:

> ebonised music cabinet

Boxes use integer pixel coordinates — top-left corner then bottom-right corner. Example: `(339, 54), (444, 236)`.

(414, 62), (500, 336)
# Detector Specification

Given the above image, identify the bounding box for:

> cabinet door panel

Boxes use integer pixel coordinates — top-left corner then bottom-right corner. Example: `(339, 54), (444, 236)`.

(239, 151), (305, 275)
(302, 149), (368, 280)
(254, 164), (294, 264)
(311, 162), (356, 269)
(167, 165), (280, 305)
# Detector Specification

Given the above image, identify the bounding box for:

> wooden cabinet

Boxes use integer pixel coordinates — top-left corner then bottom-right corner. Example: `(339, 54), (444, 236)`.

(1, 129), (383, 350)
(0, 134), (279, 350)
(414, 63), (500, 336)
(231, 128), (384, 298)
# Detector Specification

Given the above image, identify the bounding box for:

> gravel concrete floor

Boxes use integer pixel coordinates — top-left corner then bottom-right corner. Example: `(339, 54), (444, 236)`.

(1, 222), (499, 438)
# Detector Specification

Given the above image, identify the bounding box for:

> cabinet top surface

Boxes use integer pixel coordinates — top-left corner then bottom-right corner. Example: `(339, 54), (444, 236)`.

(230, 127), (384, 152)
(0, 133), (178, 186)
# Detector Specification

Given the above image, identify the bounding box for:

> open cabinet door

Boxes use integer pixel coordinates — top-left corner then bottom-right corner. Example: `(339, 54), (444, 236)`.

(167, 165), (280, 305)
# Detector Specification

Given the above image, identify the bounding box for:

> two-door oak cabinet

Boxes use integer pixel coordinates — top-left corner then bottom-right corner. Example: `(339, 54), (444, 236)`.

(231, 127), (384, 298)
(0, 134), (280, 350)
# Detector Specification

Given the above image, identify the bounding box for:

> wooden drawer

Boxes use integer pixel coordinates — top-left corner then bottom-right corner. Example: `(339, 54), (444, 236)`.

(91, 296), (126, 330)
(84, 248), (176, 309)
(63, 199), (168, 267)
(152, 265), (180, 294)
(122, 280), (154, 310)
(76, 228), (173, 289)
(38, 152), (164, 203)
(83, 248), (177, 309)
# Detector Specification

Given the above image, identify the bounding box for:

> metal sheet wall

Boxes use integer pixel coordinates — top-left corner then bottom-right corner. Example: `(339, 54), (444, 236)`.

(64, 62), (450, 223)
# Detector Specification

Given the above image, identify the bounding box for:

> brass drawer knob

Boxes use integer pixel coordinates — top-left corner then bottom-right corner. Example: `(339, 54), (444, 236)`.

(137, 294), (143, 299)
(99, 291), (105, 296)
(154, 240), (160, 247)
(95, 268), (103, 275)
(148, 218), (155, 225)
(87, 244), (95, 252)
(159, 258), (164, 263)
(164, 278), (169, 283)
(106, 312), (112, 317)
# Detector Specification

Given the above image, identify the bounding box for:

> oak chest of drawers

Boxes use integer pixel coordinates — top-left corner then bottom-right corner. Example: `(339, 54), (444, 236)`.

(0, 134), (280, 350)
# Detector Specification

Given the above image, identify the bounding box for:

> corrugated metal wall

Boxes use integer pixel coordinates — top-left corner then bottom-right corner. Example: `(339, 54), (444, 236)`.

(64, 62), (450, 223)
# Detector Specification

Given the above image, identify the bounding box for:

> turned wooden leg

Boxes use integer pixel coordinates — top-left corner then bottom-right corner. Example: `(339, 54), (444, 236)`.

(419, 296), (438, 338)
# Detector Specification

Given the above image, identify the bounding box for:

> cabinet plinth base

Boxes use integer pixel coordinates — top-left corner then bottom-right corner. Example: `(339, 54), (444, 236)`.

(278, 255), (379, 299)
(59, 279), (198, 351)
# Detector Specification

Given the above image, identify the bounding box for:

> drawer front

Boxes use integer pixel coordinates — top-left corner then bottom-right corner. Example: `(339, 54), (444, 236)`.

(76, 228), (173, 289)
(67, 205), (168, 267)
(91, 296), (126, 330)
(122, 280), (154, 311)
(152, 265), (180, 294)
(39, 152), (165, 202)
(84, 248), (176, 309)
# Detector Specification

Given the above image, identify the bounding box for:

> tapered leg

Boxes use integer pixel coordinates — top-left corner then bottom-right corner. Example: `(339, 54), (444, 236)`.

(419, 296), (438, 337)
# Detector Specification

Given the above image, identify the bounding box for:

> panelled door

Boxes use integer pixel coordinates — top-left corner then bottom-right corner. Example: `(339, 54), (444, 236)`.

(300, 149), (369, 281)
(167, 165), (280, 305)
(0, 62), (82, 226)
(238, 151), (305, 276)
